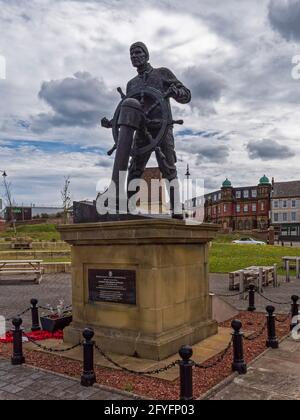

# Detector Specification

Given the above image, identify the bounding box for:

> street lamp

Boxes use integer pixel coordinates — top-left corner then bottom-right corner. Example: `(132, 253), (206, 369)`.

(1, 170), (16, 233)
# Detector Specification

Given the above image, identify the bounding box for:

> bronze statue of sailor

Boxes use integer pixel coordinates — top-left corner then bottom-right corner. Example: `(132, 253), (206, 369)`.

(100, 42), (191, 218)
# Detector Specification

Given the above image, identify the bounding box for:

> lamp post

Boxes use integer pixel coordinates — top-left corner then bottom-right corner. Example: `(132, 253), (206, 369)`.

(1, 170), (16, 234)
(185, 164), (191, 212)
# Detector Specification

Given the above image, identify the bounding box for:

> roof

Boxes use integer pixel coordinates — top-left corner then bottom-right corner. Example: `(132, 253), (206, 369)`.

(272, 181), (300, 198)
(259, 175), (271, 185)
(222, 178), (232, 188)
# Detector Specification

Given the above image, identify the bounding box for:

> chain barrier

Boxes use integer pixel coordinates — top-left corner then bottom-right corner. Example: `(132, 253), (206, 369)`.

(257, 291), (290, 306)
(39, 305), (72, 312)
(244, 322), (267, 341)
(214, 291), (245, 298)
(95, 344), (178, 376)
(5, 308), (31, 322)
(275, 313), (291, 323)
(194, 339), (232, 370)
(4, 304), (72, 323)
(23, 332), (81, 353)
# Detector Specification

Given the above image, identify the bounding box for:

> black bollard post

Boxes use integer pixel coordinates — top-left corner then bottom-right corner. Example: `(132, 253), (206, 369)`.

(291, 295), (299, 331)
(179, 346), (194, 401)
(266, 306), (279, 349)
(30, 299), (41, 332)
(231, 320), (247, 375)
(81, 328), (96, 387)
(11, 318), (25, 366)
(248, 284), (256, 312)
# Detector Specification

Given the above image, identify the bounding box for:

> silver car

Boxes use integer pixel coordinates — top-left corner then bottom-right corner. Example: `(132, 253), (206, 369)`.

(232, 237), (266, 245)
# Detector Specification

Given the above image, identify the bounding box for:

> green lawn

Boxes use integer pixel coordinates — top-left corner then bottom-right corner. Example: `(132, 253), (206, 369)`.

(0, 224), (60, 241)
(209, 243), (300, 274)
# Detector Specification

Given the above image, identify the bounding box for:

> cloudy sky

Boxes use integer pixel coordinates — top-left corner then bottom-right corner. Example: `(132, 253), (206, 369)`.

(1, 0), (300, 206)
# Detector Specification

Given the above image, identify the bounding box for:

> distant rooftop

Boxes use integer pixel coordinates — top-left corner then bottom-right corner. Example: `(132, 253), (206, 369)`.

(272, 181), (300, 198)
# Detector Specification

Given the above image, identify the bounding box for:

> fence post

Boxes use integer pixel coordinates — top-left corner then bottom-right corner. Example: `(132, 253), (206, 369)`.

(231, 320), (247, 375)
(179, 345), (194, 401)
(291, 295), (299, 331)
(296, 258), (300, 280)
(81, 328), (96, 387)
(259, 267), (263, 292)
(248, 284), (256, 312)
(11, 318), (25, 366)
(273, 264), (278, 287)
(286, 260), (290, 283)
(30, 299), (41, 332)
(266, 306), (279, 349)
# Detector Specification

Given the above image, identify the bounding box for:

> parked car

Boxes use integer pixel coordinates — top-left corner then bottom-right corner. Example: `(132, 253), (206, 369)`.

(232, 237), (266, 245)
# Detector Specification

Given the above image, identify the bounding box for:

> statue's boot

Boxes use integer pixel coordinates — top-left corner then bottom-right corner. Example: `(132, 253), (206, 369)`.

(110, 98), (144, 213)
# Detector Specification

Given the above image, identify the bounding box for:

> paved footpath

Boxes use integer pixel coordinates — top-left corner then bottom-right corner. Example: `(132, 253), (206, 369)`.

(0, 358), (135, 400)
(210, 273), (300, 314)
(209, 337), (300, 400)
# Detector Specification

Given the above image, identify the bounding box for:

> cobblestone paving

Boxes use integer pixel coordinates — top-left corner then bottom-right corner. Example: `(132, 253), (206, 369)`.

(210, 273), (300, 314)
(0, 358), (134, 400)
(209, 337), (300, 400)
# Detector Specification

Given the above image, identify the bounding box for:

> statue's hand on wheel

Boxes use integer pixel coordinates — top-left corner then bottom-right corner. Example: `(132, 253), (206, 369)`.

(165, 84), (179, 99)
(101, 117), (113, 129)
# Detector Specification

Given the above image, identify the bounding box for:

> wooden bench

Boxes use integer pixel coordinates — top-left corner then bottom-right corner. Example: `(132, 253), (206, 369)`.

(0, 260), (44, 284)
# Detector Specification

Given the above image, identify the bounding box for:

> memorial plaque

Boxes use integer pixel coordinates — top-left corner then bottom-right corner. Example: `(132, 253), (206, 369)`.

(88, 269), (136, 305)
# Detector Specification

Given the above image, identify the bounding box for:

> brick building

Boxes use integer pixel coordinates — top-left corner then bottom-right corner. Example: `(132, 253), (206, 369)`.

(5, 206), (32, 222)
(203, 176), (272, 231)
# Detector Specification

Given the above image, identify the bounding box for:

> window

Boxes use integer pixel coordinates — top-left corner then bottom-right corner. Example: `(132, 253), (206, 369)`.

(292, 212), (297, 222)
(291, 227), (297, 236)
(252, 204), (257, 212)
(224, 204), (227, 213)
(218, 205), (221, 214)
(292, 200), (296, 208)
(213, 207), (216, 215)
(261, 202), (265, 211)
(283, 213), (288, 222)
(251, 190), (257, 198)
(283, 200), (287, 208)
(236, 205), (241, 213)
(236, 191), (241, 199)
(218, 193), (221, 200)
(213, 195), (217, 202)
(244, 205), (249, 213)
(274, 201), (279, 209)
(274, 213), (279, 222)
(243, 190), (249, 199)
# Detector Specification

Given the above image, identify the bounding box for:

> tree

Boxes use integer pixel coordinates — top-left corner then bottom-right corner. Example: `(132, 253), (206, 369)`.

(1, 171), (16, 234)
(61, 176), (72, 224)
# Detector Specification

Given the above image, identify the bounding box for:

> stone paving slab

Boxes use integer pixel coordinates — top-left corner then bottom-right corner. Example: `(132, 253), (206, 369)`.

(209, 337), (300, 400)
(0, 357), (136, 400)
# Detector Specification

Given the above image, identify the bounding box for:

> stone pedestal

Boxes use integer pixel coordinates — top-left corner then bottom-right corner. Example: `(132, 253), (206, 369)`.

(58, 220), (218, 361)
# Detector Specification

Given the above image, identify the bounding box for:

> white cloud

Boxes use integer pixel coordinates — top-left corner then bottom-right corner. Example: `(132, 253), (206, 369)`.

(0, 0), (300, 205)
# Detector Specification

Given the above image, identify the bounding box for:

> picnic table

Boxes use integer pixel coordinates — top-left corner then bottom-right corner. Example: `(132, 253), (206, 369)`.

(0, 260), (44, 284)
(282, 256), (300, 281)
(229, 265), (279, 298)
